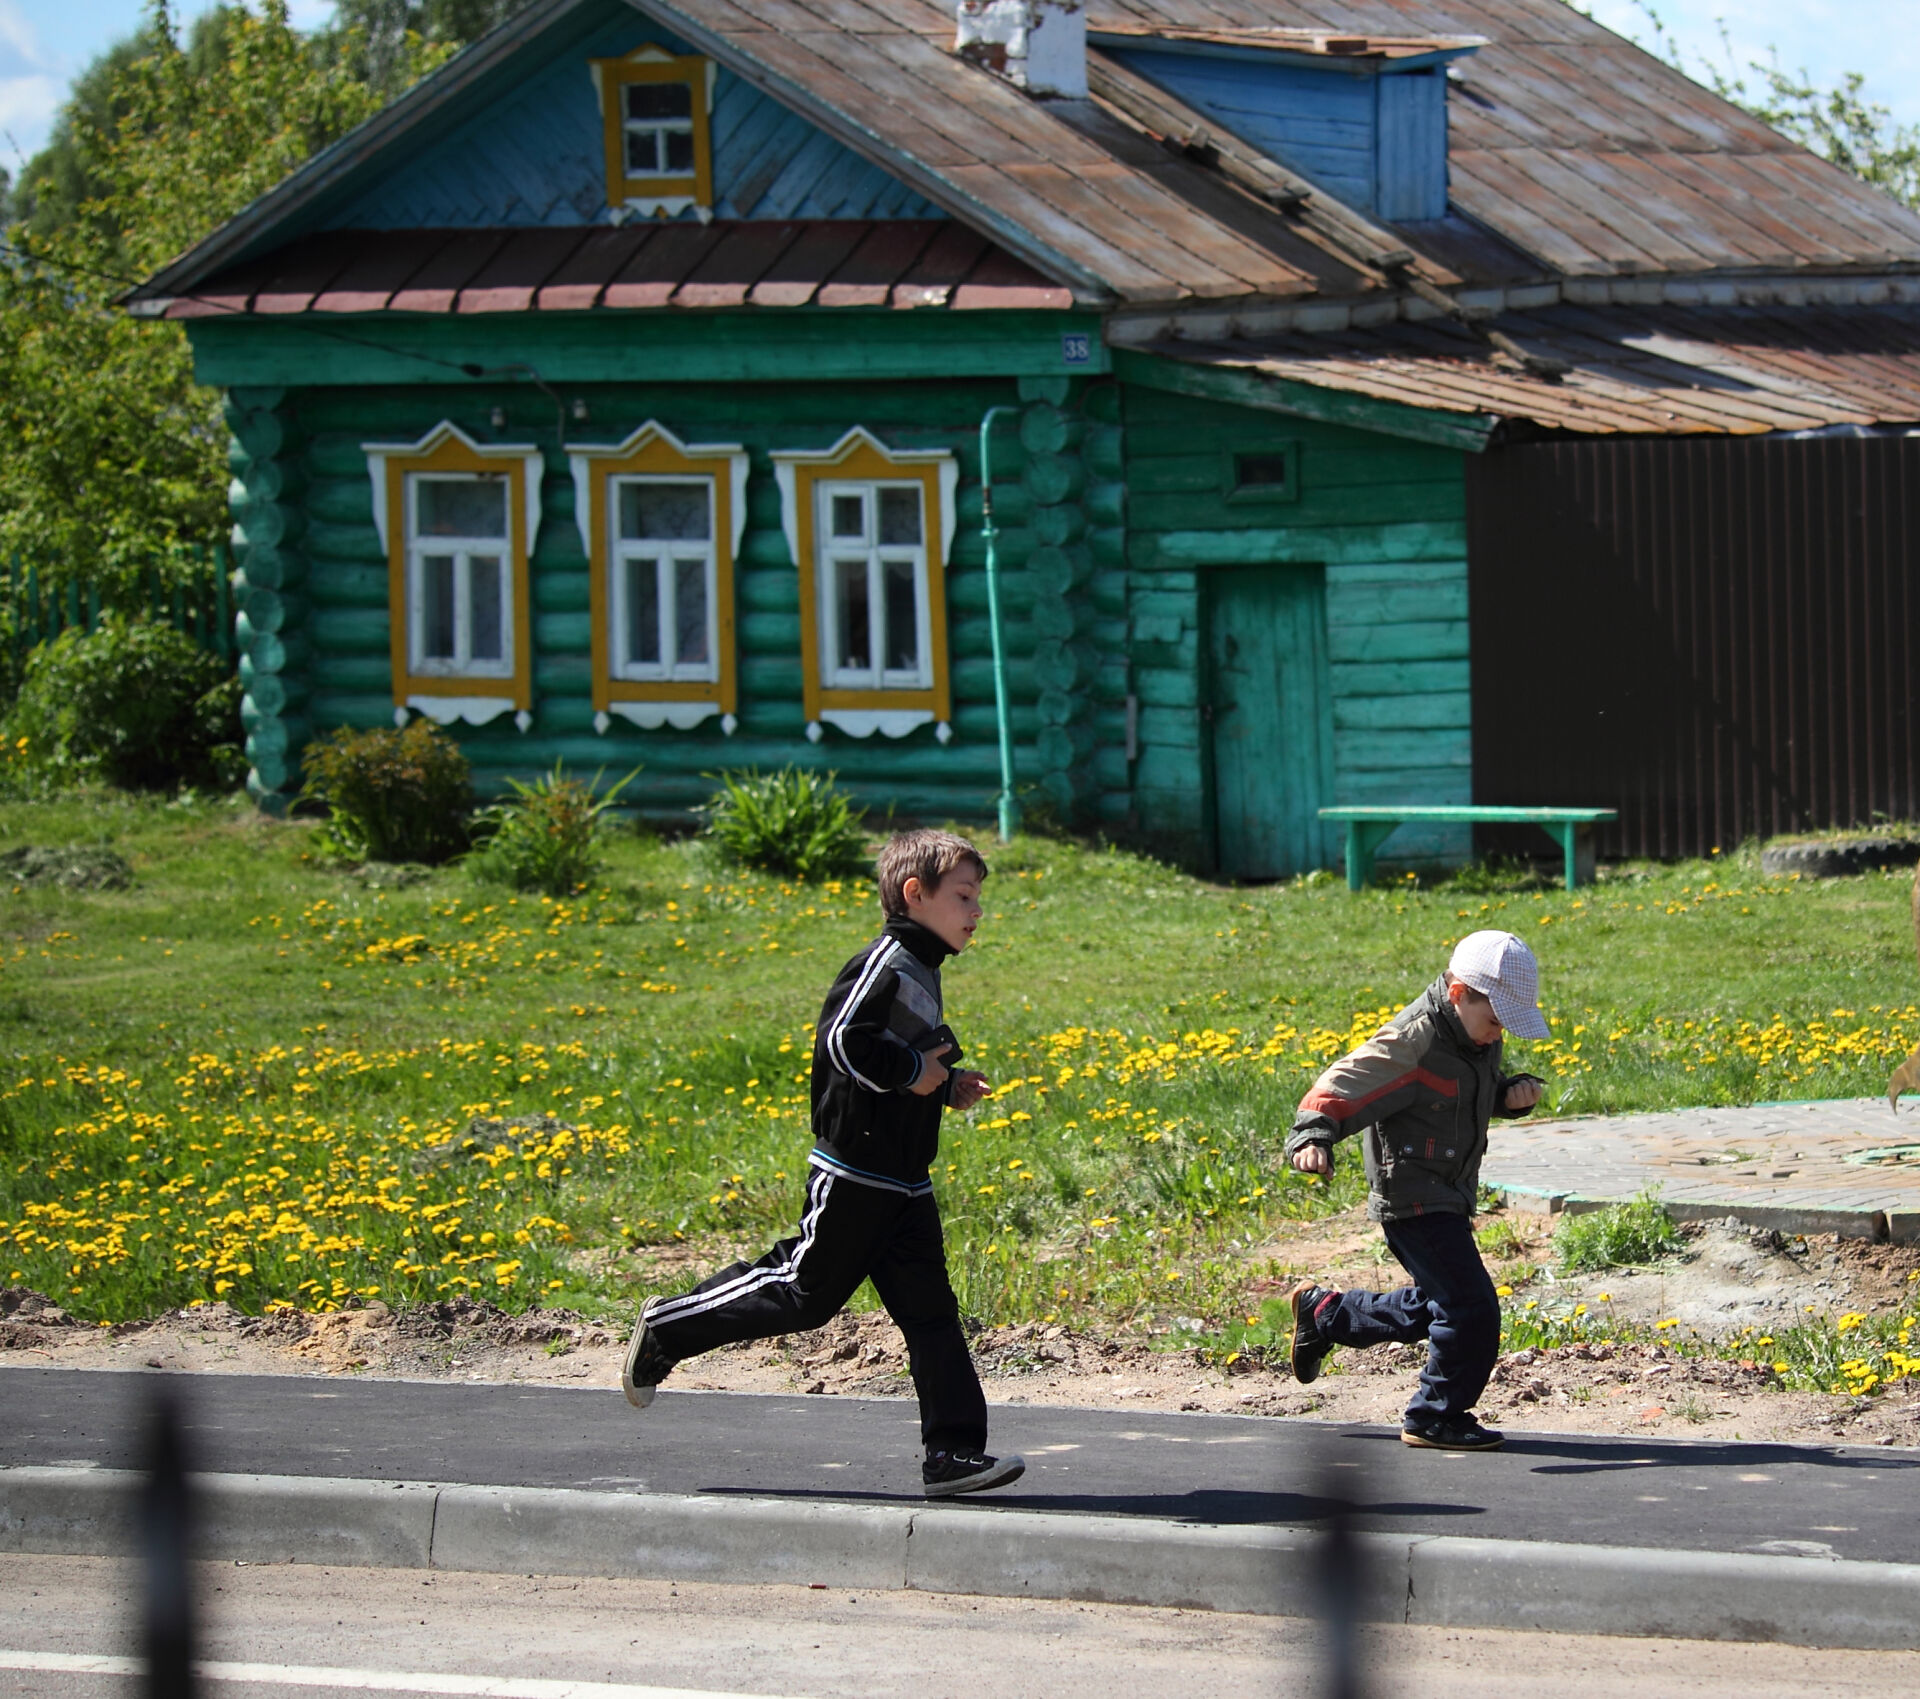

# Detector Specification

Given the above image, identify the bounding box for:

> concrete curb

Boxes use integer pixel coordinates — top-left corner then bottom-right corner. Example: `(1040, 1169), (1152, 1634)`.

(4, 1467), (1917, 1650)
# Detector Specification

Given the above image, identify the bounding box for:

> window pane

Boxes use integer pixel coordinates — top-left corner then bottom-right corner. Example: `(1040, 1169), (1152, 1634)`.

(625, 559), (661, 666)
(663, 127), (696, 174)
(829, 493), (866, 540)
(620, 481), (710, 541)
(674, 557), (708, 666)
(624, 129), (660, 174)
(468, 556), (504, 662)
(626, 81), (692, 120)
(417, 477), (507, 539)
(421, 555), (456, 659)
(833, 557), (870, 674)
(883, 557), (919, 673)
(878, 486), (922, 546)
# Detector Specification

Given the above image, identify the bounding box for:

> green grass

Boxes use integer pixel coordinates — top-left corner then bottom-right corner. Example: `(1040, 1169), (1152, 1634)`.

(2, 792), (1918, 1336)
(1553, 1191), (1687, 1272)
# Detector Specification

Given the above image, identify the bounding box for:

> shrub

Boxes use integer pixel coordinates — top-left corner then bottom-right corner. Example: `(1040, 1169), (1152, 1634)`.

(701, 767), (869, 881)
(468, 762), (639, 896)
(0, 616), (242, 792)
(1554, 1189), (1684, 1272)
(299, 722), (472, 864)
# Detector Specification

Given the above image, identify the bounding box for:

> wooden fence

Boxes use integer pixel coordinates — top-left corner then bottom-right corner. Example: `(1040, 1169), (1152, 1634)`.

(3, 548), (234, 674)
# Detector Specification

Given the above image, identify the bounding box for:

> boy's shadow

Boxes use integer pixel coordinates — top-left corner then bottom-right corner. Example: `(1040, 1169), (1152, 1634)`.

(701, 1484), (1479, 1526)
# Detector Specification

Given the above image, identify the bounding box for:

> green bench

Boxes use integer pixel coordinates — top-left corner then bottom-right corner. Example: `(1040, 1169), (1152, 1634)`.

(1318, 806), (1620, 892)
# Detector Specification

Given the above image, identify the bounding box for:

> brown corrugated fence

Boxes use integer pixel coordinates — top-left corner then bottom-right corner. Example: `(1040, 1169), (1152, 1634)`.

(1466, 434), (1920, 859)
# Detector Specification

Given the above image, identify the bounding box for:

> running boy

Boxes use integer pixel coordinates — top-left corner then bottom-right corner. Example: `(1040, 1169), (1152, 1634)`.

(621, 828), (1025, 1498)
(1282, 931), (1548, 1451)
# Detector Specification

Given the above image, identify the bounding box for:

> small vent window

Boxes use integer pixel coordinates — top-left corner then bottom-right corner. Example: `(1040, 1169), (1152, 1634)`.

(1226, 445), (1299, 504)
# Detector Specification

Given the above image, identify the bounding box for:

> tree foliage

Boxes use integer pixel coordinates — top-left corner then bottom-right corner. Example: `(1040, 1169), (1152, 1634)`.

(0, 2), (447, 601)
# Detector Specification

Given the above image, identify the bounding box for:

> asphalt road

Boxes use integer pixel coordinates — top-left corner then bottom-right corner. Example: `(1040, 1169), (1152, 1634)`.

(6, 1553), (1920, 1699)
(2, 1367), (1916, 1564)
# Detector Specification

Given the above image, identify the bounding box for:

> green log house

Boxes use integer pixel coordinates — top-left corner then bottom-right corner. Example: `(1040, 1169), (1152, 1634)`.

(131, 0), (1920, 873)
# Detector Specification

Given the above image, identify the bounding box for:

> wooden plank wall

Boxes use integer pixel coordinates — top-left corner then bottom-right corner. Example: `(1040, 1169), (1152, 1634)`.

(1120, 384), (1473, 870)
(229, 378), (1053, 822)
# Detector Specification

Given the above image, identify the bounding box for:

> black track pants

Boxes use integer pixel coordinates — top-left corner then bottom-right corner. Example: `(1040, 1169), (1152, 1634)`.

(645, 1165), (987, 1453)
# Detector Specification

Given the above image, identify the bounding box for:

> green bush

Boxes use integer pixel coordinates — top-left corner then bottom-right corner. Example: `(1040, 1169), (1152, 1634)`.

(1554, 1190), (1685, 1272)
(0, 616), (241, 792)
(299, 721), (472, 864)
(700, 767), (869, 881)
(468, 763), (639, 896)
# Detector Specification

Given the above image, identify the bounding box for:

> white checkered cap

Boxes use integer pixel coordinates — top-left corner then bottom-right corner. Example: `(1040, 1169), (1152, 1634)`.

(1447, 930), (1549, 1040)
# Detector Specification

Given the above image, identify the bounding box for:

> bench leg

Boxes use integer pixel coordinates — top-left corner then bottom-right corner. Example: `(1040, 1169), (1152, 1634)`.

(1549, 824), (1597, 890)
(1346, 821), (1401, 891)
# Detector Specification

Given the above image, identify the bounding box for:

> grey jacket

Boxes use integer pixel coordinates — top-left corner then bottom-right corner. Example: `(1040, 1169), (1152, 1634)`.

(1284, 977), (1534, 1222)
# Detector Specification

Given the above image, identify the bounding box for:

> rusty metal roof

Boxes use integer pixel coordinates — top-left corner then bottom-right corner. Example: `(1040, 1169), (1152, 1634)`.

(1094, 0), (1920, 276)
(1138, 304), (1920, 437)
(160, 221), (1076, 318)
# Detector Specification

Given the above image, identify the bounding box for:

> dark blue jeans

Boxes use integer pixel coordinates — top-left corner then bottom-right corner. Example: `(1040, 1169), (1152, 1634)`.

(1318, 1211), (1500, 1426)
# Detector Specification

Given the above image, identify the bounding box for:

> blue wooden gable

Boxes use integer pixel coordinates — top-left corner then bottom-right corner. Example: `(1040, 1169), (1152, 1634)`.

(324, 5), (943, 229)
(1100, 42), (1457, 224)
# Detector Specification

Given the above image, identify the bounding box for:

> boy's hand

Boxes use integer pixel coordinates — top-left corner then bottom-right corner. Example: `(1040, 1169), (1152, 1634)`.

(909, 1044), (952, 1096)
(948, 1069), (991, 1111)
(1290, 1144), (1332, 1175)
(1504, 1077), (1545, 1112)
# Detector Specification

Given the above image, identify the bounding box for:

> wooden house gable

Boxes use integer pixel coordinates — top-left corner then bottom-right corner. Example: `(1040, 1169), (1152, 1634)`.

(320, 2), (943, 231)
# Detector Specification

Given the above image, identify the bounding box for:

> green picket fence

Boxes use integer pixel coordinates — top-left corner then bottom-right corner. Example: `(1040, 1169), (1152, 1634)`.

(3, 547), (234, 671)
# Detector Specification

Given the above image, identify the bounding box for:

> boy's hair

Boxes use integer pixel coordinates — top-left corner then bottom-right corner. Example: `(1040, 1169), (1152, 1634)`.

(876, 828), (988, 917)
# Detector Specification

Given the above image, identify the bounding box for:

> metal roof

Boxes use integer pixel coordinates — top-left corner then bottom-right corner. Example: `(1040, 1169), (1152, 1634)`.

(159, 221), (1073, 318)
(1137, 303), (1920, 438)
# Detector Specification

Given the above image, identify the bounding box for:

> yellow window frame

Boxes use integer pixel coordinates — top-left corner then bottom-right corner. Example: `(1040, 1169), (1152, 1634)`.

(775, 428), (957, 733)
(590, 46), (715, 215)
(362, 422), (541, 719)
(567, 423), (748, 727)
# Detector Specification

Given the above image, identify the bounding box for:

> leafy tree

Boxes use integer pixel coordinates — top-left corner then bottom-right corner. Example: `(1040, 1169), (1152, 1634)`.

(318, 0), (536, 100)
(0, 1), (446, 603)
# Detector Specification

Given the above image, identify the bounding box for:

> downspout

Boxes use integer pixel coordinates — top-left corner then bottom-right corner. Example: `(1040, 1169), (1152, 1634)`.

(979, 404), (1022, 842)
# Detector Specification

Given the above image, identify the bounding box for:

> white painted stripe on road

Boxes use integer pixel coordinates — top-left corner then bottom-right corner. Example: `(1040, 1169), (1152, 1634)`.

(0, 1650), (805, 1699)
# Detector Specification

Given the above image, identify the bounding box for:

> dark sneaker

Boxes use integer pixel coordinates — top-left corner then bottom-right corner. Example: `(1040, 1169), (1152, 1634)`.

(621, 1297), (674, 1409)
(923, 1449), (1026, 1498)
(1401, 1415), (1504, 1451)
(1287, 1282), (1338, 1384)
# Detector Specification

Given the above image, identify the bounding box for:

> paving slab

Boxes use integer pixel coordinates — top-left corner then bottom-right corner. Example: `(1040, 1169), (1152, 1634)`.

(1484, 1097), (1920, 1239)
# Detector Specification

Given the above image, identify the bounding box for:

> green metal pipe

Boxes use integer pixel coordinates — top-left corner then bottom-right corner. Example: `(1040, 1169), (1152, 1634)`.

(979, 404), (1022, 842)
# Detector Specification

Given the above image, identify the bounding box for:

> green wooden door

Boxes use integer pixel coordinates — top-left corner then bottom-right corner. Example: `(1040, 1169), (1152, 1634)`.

(1206, 565), (1334, 879)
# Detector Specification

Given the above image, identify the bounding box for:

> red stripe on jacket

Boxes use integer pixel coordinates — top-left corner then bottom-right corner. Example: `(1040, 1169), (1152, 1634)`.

(1299, 1065), (1459, 1122)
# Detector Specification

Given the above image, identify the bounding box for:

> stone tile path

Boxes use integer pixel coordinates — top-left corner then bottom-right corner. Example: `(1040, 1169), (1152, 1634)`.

(1483, 1097), (1920, 1242)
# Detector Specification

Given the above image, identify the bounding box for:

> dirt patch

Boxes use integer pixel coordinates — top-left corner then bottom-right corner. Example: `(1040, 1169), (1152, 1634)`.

(5, 1217), (1916, 1449)
(0, 846), (133, 891)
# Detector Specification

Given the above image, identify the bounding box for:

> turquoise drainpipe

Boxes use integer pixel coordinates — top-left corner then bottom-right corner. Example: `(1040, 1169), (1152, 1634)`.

(978, 405), (1021, 842)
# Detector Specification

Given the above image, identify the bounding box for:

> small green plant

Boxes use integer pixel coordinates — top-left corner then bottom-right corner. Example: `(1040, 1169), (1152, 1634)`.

(298, 721), (473, 864)
(700, 766), (869, 881)
(1474, 1219), (1529, 1259)
(1, 616), (241, 792)
(468, 763), (639, 896)
(1553, 1190), (1685, 1272)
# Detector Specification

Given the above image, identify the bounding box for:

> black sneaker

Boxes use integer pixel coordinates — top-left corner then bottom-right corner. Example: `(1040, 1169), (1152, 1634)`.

(1401, 1414), (1504, 1451)
(1287, 1281), (1337, 1384)
(923, 1449), (1026, 1498)
(621, 1297), (674, 1409)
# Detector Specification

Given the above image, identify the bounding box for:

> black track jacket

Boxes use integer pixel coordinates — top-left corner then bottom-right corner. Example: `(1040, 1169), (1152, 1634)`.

(808, 917), (957, 1195)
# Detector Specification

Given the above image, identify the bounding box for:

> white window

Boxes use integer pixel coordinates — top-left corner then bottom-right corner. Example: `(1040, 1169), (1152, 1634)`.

(407, 473), (513, 678)
(623, 79), (696, 180)
(817, 480), (931, 692)
(610, 476), (717, 682)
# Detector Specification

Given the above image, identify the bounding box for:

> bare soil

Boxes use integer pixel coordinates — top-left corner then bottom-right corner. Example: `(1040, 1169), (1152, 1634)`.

(4, 1214), (1917, 1450)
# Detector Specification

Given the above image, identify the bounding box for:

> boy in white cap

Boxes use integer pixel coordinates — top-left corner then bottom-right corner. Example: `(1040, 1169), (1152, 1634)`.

(1282, 931), (1548, 1450)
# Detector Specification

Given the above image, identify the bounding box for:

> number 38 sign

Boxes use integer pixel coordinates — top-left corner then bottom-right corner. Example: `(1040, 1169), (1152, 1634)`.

(1061, 332), (1092, 366)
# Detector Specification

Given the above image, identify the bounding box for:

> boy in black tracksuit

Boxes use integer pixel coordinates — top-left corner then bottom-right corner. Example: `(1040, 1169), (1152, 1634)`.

(621, 828), (1024, 1499)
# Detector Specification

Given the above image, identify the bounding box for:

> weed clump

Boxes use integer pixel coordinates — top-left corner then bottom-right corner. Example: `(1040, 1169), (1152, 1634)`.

(700, 766), (869, 881)
(468, 763), (637, 896)
(1554, 1190), (1684, 1272)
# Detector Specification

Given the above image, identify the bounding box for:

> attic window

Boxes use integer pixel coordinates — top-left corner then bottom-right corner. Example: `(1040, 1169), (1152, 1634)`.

(591, 46), (715, 220)
(1227, 444), (1299, 504)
